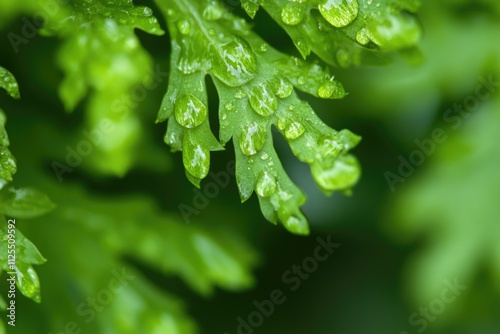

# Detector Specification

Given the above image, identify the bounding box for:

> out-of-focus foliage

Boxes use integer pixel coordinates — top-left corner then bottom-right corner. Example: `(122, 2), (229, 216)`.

(350, 0), (500, 323)
(353, 0), (500, 306)
(25, 172), (257, 333)
(39, 0), (167, 177)
(393, 95), (500, 303)
(0, 69), (54, 333)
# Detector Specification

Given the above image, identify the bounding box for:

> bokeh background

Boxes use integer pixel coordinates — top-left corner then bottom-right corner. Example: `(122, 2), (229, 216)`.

(0, 0), (499, 333)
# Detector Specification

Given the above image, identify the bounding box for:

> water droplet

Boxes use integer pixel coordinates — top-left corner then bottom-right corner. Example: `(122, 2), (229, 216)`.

(259, 43), (268, 53)
(177, 19), (191, 35)
(260, 153), (269, 160)
(174, 94), (207, 128)
(212, 37), (257, 87)
(143, 7), (153, 16)
(356, 28), (370, 45)
(239, 122), (267, 156)
(277, 118), (287, 131)
(312, 155), (360, 192)
(285, 121), (305, 140)
(256, 172), (277, 197)
(281, 5), (304, 26)
(203, 1), (224, 21)
(242, 0), (259, 18)
(183, 142), (210, 179)
(318, 136), (342, 157)
(273, 78), (293, 98)
(225, 102), (235, 111)
(318, 80), (345, 98)
(234, 90), (246, 99)
(177, 42), (204, 74)
(319, 0), (359, 28)
(283, 214), (309, 235)
(249, 83), (278, 116)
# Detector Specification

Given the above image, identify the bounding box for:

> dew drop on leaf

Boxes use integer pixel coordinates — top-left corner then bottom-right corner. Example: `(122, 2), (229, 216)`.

(174, 94), (207, 128)
(256, 172), (277, 197)
(177, 19), (191, 35)
(211, 37), (257, 87)
(272, 77), (293, 98)
(285, 121), (306, 140)
(356, 28), (370, 45)
(283, 214), (309, 235)
(319, 0), (359, 28)
(239, 122), (267, 156)
(249, 83), (278, 116)
(318, 136), (343, 157)
(224, 102), (235, 111)
(317, 80), (345, 98)
(277, 117), (287, 131)
(242, 0), (259, 18)
(312, 155), (360, 192)
(281, 5), (304, 26)
(203, 1), (224, 21)
(183, 142), (210, 179)
(234, 90), (246, 99)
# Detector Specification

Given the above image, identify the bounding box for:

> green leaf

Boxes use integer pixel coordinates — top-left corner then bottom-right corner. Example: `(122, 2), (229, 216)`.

(39, 0), (166, 176)
(0, 187), (55, 219)
(249, 0), (421, 66)
(156, 0), (363, 234)
(0, 219), (46, 303)
(0, 67), (20, 99)
(0, 112), (17, 188)
(102, 271), (197, 334)
(0, 68), (53, 310)
(57, 190), (257, 295)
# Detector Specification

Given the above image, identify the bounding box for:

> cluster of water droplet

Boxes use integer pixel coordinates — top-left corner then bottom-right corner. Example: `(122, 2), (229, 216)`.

(155, 0), (368, 234)
(279, 56), (346, 99)
(314, 133), (360, 191)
